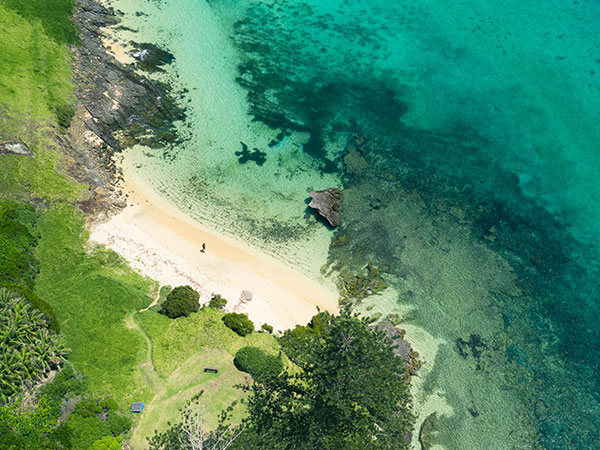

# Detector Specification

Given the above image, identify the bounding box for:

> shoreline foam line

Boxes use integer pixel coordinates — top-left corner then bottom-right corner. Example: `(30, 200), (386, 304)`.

(90, 155), (339, 332)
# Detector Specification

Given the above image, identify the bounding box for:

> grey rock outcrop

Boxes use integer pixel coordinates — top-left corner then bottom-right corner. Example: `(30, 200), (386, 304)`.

(0, 142), (32, 156)
(372, 322), (412, 362)
(308, 188), (343, 227)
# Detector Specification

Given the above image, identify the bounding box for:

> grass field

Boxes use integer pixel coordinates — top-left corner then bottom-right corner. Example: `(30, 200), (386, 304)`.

(129, 308), (281, 449)
(0, 1), (75, 123)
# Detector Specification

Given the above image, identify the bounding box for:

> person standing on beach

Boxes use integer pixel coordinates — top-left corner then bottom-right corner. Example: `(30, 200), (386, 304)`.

(201, 243), (206, 253)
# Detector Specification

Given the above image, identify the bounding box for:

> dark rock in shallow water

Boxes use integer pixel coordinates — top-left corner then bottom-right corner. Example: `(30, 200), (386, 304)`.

(129, 42), (175, 72)
(308, 188), (343, 227)
(72, 0), (186, 155)
(372, 322), (412, 361)
(419, 413), (438, 450)
(0, 142), (32, 156)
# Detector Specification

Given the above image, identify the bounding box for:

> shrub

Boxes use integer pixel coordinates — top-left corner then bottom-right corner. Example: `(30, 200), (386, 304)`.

(234, 347), (283, 381)
(208, 293), (227, 310)
(106, 414), (132, 436)
(261, 323), (274, 334)
(159, 286), (199, 319)
(222, 312), (254, 336)
(55, 104), (75, 128)
(87, 436), (122, 450)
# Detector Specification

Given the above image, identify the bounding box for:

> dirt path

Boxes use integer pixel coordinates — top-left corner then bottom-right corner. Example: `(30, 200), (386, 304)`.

(125, 312), (164, 396)
(140, 286), (161, 312)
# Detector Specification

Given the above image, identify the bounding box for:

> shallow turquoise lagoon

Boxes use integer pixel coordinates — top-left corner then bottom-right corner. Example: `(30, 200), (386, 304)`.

(109, 0), (600, 447)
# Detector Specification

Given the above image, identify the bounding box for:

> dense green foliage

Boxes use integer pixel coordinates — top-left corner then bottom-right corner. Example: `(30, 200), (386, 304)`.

(0, 289), (69, 402)
(0, 366), (130, 450)
(160, 285), (199, 319)
(260, 323), (274, 334)
(87, 436), (122, 450)
(0, 200), (39, 287)
(0, 283), (59, 332)
(234, 346), (283, 381)
(0, 395), (56, 450)
(153, 312), (414, 450)
(240, 311), (414, 449)
(0, 0), (79, 45)
(65, 398), (131, 450)
(208, 293), (227, 310)
(222, 313), (254, 337)
(39, 365), (87, 415)
(55, 103), (75, 128)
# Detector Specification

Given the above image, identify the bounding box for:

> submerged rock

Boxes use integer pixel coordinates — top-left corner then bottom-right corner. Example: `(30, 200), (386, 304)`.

(0, 142), (32, 156)
(308, 188), (343, 227)
(129, 42), (175, 72)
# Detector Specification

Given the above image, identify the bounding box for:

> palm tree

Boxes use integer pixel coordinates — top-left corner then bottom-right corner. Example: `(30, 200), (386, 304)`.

(0, 288), (70, 403)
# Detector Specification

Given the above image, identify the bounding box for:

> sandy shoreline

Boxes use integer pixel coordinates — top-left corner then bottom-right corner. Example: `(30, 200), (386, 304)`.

(89, 157), (339, 331)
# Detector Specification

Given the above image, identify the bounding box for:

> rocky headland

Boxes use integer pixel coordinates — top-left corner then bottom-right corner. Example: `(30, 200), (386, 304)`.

(57, 0), (186, 219)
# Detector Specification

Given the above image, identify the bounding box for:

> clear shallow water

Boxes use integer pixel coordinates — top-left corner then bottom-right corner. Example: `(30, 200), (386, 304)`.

(109, 0), (600, 447)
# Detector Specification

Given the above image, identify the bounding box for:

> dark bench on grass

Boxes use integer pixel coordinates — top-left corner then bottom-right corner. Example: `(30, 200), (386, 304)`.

(204, 367), (218, 373)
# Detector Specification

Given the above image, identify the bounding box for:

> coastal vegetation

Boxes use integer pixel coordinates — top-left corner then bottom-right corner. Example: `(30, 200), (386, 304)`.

(222, 312), (255, 337)
(150, 311), (414, 450)
(0, 289), (68, 403)
(159, 285), (200, 319)
(207, 293), (228, 310)
(0, 365), (132, 449)
(234, 346), (283, 381)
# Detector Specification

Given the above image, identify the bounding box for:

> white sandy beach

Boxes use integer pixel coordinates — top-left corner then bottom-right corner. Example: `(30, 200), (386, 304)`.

(89, 158), (339, 332)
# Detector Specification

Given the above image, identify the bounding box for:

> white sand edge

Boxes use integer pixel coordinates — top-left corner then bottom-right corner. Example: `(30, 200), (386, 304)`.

(89, 160), (339, 332)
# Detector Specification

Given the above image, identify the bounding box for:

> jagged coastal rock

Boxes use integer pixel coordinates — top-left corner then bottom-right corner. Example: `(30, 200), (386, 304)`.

(308, 188), (343, 227)
(63, 0), (186, 217)
(371, 322), (419, 374)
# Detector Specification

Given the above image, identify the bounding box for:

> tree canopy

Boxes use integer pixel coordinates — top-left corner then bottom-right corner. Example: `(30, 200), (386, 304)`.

(160, 286), (200, 319)
(241, 311), (414, 449)
(152, 311), (414, 450)
(222, 313), (254, 336)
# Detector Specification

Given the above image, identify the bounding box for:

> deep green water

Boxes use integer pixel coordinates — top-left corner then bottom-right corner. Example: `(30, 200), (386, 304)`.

(111, 0), (600, 447)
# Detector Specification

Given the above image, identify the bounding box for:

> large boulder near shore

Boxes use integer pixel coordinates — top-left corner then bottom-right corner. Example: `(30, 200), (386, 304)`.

(371, 321), (420, 375)
(0, 142), (32, 156)
(308, 188), (343, 227)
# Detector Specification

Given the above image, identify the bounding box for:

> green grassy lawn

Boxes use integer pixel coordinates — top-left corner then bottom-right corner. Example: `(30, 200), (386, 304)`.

(0, 2), (75, 123)
(130, 308), (281, 449)
(34, 205), (158, 406)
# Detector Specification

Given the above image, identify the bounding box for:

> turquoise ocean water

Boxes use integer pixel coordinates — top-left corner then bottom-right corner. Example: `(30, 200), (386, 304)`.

(109, 0), (600, 447)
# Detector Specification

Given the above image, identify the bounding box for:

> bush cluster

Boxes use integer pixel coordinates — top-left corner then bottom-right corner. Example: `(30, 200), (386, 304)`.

(208, 293), (227, 310)
(234, 346), (283, 381)
(160, 286), (199, 319)
(222, 312), (254, 336)
(261, 323), (274, 334)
